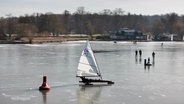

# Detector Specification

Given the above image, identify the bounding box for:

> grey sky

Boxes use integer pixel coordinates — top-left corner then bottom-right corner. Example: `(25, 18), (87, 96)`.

(1, 0), (184, 17)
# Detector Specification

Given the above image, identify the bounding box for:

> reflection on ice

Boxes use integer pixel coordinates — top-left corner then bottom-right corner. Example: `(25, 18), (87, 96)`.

(40, 90), (50, 104)
(77, 86), (102, 104)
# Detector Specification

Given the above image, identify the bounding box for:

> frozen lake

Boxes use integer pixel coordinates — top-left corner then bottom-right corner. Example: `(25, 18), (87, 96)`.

(0, 41), (184, 104)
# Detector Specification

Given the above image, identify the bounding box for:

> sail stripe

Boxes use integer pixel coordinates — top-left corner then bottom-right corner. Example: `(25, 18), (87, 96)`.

(79, 62), (97, 68)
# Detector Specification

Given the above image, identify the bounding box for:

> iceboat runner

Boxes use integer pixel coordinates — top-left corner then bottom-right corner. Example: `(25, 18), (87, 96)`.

(76, 40), (114, 85)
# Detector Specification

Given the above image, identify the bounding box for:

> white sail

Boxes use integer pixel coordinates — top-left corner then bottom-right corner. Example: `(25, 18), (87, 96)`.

(77, 41), (101, 77)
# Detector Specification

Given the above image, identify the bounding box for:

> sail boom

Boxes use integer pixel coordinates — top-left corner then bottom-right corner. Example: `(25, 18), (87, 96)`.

(76, 75), (101, 77)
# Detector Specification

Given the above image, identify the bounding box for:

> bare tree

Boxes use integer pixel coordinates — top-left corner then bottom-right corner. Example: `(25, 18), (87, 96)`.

(76, 6), (85, 15)
(0, 18), (7, 39)
(167, 13), (178, 33)
(152, 20), (165, 35)
(173, 21), (184, 39)
(5, 15), (18, 38)
(14, 23), (38, 42)
(113, 8), (124, 15)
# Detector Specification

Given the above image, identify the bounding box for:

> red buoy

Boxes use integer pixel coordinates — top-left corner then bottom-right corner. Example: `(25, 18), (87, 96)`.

(39, 76), (50, 91)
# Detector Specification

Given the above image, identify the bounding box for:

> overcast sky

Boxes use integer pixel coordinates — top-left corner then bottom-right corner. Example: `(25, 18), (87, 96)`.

(1, 0), (184, 17)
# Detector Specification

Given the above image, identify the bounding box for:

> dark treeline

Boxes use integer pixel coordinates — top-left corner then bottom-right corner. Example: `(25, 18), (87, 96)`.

(0, 7), (184, 40)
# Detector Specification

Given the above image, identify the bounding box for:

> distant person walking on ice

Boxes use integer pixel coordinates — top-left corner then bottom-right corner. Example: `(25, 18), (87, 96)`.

(152, 52), (155, 58)
(135, 50), (138, 56)
(161, 43), (163, 46)
(139, 50), (142, 57)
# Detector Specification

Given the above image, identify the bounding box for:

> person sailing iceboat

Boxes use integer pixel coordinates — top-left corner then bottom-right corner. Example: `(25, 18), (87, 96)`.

(77, 40), (114, 85)
(80, 77), (90, 84)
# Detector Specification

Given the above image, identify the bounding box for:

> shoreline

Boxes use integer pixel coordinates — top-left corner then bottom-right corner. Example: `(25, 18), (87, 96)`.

(0, 37), (183, 44)
(0, 37), (87, 44)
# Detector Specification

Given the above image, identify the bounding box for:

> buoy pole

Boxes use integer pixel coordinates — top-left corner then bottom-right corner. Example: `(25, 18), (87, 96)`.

(39, 76), (50, 91)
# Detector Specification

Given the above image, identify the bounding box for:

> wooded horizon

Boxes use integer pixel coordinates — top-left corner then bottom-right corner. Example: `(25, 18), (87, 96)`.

(0, 7), (184, 40)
